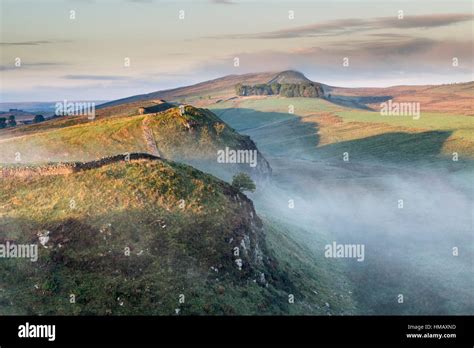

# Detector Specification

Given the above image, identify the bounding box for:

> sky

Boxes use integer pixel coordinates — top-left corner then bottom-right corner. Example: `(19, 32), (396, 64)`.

(0, 0), (473, 102)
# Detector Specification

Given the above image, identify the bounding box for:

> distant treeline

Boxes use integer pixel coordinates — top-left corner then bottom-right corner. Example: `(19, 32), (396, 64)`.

(235, 83), (323, 98)
(0, 114), (45, 128)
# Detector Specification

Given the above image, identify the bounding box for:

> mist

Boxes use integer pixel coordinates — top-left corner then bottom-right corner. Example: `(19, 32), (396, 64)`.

(250, 160), (473, 315)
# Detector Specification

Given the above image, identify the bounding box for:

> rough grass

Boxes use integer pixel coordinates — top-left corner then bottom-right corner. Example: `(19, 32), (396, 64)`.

(211, 97), (474, 161)
(337, 110), (474, 139)
(0, 106), (255, 164)
(0, 159), (295, 315)
(263, 216), (357, 315)
(0, 116), (148, 163)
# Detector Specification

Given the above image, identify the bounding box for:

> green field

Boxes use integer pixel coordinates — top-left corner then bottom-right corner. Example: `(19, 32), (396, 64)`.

(210, 97), (474, 163)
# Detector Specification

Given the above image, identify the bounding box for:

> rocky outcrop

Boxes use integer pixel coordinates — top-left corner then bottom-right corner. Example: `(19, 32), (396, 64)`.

(142, 117), (161, 157)
(220, 183), (269, 281)
(237, 134), (272, 180)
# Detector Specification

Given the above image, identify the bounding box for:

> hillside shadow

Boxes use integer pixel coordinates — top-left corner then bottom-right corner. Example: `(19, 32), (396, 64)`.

(325, 95), (393, 111)
(314, 130), (453, 163)
(141, 103), (174, 114)
(212, 107), (454, 165)
(212, 108), (321, 158)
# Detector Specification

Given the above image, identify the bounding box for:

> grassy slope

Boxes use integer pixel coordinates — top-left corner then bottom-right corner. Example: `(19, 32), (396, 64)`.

(0, 158), (309, 315)
(331, 82), (474, 116)
(0, 115), (148, 162)
(335, 110), (473, 153)
(98, 72), (277, 108)
(210, 96), (474, 162)
(263, 216), (357, 315)
(0, 106), (259, 166)
(146, 106), (255, 160)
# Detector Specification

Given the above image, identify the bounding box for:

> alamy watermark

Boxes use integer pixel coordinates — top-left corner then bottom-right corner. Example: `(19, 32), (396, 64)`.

(55, 99), (96, 119)
(18, 322), (55, 341)
(0, 241), (38, 262)
(324, 242), (365, 262)
(217, 147), (258, 168)
(380, 100), (420, 120)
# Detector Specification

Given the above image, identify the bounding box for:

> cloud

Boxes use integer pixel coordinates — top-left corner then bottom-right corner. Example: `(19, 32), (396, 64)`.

(0, 41), (53, 46)
(211, 0), (236, 4)
(0, 40), (73, 46)
(216, 13), (474, 39)
(191, 37), (473, 86)
(62, 75), (129, 81)
(368, 33), (412, 39)
(293, 39), (430, 57)
(249, 18), (367, 39)
(341, 38), (438, 56)
(378, 13), (474, 28)
(0, 62), (66, 71)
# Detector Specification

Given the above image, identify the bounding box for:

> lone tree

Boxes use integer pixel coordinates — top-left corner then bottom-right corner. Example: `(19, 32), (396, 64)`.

(33, 114), (45, 123)
(231, 172), (256, 193)
(0, 117), (6, 129)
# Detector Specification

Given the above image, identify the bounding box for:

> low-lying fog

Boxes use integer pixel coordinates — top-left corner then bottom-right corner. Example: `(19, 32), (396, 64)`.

(252, 159), (473, 314)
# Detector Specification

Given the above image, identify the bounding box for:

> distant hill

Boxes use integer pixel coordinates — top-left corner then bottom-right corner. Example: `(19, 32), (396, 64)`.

(97, 72), (278, 109)
(328, 81), (474, 115)
(0, 101), (109, 119)
(97, 70), (328, 108)
(97, 71), (472, 115)
(0, 109), (36, 122)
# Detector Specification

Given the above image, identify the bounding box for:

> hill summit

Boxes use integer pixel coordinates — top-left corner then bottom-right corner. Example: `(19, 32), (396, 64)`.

(267, 70), (312, 84)
(95, 71), (324, 108)
(235, 70), (323, 98)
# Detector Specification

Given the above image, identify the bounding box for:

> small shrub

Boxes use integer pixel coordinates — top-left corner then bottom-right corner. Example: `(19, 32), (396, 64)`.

(231, 172), (256, 193)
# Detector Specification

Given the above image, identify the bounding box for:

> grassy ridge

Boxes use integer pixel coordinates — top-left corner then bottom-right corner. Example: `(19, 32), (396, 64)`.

(0, 106), (269, 178)
(0, 158), (295, 315)
(0, 115), (148, 163)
